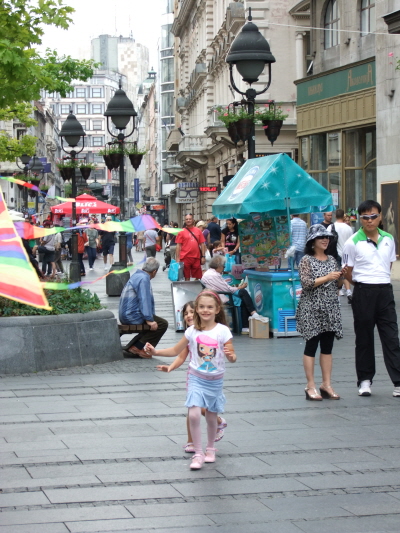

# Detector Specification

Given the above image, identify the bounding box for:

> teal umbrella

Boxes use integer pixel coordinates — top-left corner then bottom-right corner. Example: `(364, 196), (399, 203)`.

(212, 153), (334, 219)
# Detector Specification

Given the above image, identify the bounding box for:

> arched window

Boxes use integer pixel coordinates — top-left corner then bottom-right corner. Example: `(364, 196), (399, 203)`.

(361, 0), (375, 36)
(324, 0), (340, 49)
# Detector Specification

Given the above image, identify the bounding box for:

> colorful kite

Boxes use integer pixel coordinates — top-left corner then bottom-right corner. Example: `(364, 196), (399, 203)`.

(0, 186), (50, 309)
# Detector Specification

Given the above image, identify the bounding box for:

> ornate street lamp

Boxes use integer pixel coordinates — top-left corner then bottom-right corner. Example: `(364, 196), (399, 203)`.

(226, 8), (276, 158)
(104, 79), (137, 271)
(59, 111), (86, 283)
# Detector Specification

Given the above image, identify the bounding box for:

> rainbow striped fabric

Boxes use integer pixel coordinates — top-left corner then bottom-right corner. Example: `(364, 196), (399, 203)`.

(0, 186), (50, 310)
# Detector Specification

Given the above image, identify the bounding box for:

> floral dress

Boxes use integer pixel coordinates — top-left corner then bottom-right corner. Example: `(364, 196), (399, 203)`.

(295, 255), (343, 341)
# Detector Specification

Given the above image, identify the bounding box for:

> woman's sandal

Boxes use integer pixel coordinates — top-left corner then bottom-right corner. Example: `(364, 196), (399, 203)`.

(319, 386), (340, 400)
(305, 387), (323, 401)
(184, 442), (195, 453)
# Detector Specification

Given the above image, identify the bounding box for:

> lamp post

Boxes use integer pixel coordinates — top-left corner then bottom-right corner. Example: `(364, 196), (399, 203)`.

(59, 111), (86, 283)
(226, 8), (276, 159)
(104, 79), (137, 268)
(13, 154), (41, 212)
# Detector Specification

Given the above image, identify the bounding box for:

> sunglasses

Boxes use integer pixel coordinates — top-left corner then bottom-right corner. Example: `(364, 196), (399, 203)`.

(360, 214), (379, 221)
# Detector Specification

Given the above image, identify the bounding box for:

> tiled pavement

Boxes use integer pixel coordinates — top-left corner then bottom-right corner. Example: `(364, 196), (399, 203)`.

(1, 250), (400, 532)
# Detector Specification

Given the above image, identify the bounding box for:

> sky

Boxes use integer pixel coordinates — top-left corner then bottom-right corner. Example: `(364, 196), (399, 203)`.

(40, 0), (165, 69)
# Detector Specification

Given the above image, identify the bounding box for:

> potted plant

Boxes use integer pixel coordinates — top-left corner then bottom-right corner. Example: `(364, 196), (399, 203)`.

(56, 159), (79, 181)
(13, 172), (28, 190)
(216, 106), (255, 143)
(29, 172), (42, 187)
(79, 162), (97, 180)
(254, 103), (289, 146)
(40, 185), (49, 194)
(99, 144), (124, 170)
(124, 144), (147, 170)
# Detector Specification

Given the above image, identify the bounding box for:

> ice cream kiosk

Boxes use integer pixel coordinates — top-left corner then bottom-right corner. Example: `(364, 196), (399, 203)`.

(212, 154), (334, 337)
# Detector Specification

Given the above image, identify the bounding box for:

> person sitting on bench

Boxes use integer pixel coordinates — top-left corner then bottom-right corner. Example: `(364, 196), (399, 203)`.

(119, 258), (168, 358)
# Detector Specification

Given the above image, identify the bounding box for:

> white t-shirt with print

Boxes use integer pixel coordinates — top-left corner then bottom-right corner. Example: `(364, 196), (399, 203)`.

(185, 323), (232, 379)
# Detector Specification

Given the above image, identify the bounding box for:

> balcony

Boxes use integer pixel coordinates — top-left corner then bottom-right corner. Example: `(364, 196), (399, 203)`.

(165, 154), (185, 178)
(190, 63), (207, 92)
(166, 128), (182, 151)
(176, 135), (210, 169)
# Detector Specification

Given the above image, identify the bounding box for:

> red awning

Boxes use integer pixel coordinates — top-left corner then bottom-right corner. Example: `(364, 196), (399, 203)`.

(51, 194), (120, 215)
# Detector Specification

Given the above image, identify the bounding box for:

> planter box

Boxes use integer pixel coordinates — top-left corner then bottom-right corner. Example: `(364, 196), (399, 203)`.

(0, 310), (123, 374)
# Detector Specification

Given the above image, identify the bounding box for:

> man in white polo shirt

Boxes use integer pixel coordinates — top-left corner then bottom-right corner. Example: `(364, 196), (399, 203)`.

(343, 200), (400, 398)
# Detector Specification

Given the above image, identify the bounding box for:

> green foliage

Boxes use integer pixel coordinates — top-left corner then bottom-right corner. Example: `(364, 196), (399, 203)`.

(0, 287), (103, 317)
(57, 158), (79, 168)
(0, 1), (98, 109)
(79, 162), (97, 169)
(216, 106), (255, 126)
(254, 103), (289, 122)
(0, 132), (37, 162)
(124, 144), (147, 155)
(98, 144), (123, 155)
(0, 1), (99, 161)
(63, 183), (72, 197)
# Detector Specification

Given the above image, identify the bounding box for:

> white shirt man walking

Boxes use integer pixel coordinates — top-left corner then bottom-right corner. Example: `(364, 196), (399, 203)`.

(343, 200), (400, 398)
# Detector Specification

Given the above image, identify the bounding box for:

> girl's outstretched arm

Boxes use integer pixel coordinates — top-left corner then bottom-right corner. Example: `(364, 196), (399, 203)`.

(156, 347), (189, 373)
(224, 341), (237, 363)
(145, 336), (188, 357)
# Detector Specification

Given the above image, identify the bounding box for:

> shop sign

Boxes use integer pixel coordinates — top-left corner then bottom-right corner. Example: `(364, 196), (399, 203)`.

(150, 205), (165, 210)
(297, 60), (375, 106)
(178, 182), (199, 188)
(176, 196), (195, 204)
(199, 186), (217, 192)
(176, 187), (198, 203)
(331, 189), (339, 206)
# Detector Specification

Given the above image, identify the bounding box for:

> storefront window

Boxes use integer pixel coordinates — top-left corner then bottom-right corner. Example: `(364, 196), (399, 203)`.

(365, 160), (376, 200)
(301, 137), (308, 170)
(345, 130), (363, 167)
(345, 169), (363, 211)
(328, 132), (341, 166)
(310, 134), (326, 171)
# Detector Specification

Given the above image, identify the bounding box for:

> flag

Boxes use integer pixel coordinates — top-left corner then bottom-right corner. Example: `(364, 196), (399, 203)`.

(0, 186), (50, 310)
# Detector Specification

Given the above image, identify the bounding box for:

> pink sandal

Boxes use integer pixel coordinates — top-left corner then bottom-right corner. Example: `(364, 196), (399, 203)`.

(184, 442), (195, 453)
(190, 454), (205, 470)
(205, 447), (217, 463)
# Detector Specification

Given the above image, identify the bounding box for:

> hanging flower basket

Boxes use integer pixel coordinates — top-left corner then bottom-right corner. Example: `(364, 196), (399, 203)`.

(227, 123), (240, 144)
(102, 155), (113, 171)
(28, 189), (37, 198)
(29, 177), (41, 187)
(235, 118), (253, 142)
(128, 153), (143, 170)
(80, 167), (92, 180)
(262, 120), (283, 146)
(60, 167), (75, 182)
(109, 152), (124, 170)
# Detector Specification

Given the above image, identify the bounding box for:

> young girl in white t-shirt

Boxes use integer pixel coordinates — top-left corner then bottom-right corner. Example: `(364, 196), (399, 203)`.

(145, 290), (236, 470)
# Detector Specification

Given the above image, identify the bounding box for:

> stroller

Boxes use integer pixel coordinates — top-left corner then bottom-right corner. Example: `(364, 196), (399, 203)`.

(162, 244), (171, 271)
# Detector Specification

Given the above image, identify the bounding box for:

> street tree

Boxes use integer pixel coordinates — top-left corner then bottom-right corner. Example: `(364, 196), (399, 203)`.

(0, 0), (98, 161)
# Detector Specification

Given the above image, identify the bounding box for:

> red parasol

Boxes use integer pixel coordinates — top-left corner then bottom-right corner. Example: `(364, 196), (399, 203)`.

(51, 194), (120, 215)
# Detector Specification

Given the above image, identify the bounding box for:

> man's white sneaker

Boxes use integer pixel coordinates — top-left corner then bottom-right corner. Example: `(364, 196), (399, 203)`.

(358, 380), (372, 396)
(104, 266), (108, 271)
(393, 387), (400, 397)
(241, 328), (249, 334)
(339, 288), (346, 296)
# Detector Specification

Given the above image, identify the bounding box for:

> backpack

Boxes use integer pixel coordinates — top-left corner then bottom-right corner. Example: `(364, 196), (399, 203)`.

(326, 224), (339, 259)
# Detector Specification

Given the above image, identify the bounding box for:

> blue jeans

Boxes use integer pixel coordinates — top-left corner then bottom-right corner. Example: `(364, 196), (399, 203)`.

(289, 250), (304, 269)
(87, 246), (97, 268)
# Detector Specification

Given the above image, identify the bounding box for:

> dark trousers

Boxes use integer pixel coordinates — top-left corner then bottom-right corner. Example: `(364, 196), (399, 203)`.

(125, 315), (168, 350)
(78, 253), (85, 274)
(352, 283), (400, 386)
(145, 245), (156, 257)
(238, 288), (256, 328)
(87, 246), (97, 268)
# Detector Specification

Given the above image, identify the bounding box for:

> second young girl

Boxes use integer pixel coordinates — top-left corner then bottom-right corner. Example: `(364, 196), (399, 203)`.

(145, 290), (236, 470)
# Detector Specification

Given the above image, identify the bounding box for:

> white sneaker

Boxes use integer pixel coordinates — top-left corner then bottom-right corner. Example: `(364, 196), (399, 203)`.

(339, 288), (346, 296)
(358, 380), (372, 396)
(104, 266), (108, 271)
(393, 387), (400, 397)
(89, 267), (93, 271)
(241, 328), (249, 334)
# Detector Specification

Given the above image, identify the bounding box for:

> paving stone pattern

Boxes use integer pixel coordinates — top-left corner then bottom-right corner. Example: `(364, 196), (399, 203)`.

(1, 250), (400, 532)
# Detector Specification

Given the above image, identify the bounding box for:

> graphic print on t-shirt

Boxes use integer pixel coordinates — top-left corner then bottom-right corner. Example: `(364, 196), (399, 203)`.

(196, 334), (218, 372)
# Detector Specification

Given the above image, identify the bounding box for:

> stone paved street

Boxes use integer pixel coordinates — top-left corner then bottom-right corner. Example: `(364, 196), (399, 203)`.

(1, 250), (400, 532)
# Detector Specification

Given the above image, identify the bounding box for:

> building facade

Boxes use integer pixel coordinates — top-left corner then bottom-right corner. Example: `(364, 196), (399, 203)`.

(295, 0), (377, 215)
(165, 0), (302, 222)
